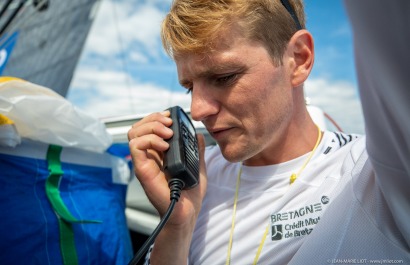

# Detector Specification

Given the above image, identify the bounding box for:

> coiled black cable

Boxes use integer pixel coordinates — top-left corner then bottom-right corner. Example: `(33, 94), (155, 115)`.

(128, 179), (184, 265)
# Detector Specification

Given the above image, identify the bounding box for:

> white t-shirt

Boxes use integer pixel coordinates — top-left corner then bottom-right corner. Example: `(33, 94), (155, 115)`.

(189, 129), (409, 264)
(191, 132), (363, 264)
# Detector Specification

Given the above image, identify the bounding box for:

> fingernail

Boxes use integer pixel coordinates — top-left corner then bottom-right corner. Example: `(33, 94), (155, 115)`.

(161, 110), (170, 116)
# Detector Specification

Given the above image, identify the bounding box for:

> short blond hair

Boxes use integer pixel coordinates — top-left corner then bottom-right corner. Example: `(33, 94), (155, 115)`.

(161, 0), (305, 65)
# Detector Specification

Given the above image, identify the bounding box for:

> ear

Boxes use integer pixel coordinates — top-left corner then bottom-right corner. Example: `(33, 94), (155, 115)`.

(287, 30), (314, 87)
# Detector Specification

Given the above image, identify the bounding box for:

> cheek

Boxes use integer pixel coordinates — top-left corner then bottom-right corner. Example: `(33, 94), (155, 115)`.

(259, 68), (292, 114)
(237, 71), (289, 116)
(242, 77), (292, 136)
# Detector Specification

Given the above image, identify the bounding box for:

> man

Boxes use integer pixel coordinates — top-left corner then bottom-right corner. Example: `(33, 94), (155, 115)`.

(128, 0), (410, 264)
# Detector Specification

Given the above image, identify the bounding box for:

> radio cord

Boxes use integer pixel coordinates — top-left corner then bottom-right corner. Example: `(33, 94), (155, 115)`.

(128, 179), (184, 265)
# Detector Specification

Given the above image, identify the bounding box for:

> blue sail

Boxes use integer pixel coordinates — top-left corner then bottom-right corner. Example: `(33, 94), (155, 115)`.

(0, 31), (18, 75)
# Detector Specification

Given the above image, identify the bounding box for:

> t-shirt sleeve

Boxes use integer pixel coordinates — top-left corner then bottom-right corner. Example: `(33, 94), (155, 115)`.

(344, 0), (410, 246)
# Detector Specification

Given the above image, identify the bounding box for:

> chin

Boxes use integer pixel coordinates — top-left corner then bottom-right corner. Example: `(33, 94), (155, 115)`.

(219, 145), (250, 163)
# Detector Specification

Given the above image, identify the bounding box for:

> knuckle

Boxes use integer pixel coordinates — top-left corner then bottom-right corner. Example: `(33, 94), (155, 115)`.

(127, 128), (135, 141)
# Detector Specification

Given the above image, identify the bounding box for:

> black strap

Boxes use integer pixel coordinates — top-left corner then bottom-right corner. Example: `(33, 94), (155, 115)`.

(280, 0), (303, 30)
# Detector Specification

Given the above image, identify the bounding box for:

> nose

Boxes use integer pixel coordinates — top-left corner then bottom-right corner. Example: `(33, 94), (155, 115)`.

(190, 84), (219, 122)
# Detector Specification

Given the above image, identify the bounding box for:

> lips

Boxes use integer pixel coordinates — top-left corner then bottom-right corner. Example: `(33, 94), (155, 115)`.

(208, 127), (233, 140)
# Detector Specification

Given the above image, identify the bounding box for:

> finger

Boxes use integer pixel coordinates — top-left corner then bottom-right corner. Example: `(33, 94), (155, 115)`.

(129, 133), (169, 184)
(131, 111), (172, 129)
(131, 149), (172, 214)
(128, 120), (173, 141)
(129, 140), (171, 207)
(129, 134), (170, 154)
(130, 144), (163, 170)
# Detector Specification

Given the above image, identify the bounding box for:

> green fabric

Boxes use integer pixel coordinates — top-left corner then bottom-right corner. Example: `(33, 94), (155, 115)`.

(45, 145), (101, 265)
(58, 218), (78, 265)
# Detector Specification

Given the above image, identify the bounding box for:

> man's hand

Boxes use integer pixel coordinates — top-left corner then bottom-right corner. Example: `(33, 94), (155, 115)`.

(128, 110), (207, 228)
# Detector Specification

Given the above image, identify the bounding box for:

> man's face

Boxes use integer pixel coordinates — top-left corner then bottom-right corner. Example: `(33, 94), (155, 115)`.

(175, 27), (294, 164)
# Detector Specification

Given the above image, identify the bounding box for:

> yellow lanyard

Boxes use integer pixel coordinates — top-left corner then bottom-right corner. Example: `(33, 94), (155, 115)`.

(225, 125), (322, 265)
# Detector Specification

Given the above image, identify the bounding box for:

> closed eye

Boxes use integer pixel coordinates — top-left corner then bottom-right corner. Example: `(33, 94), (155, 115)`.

(180, 81), (193, 94)
(181, 71), (241, 94)
(185, 87), (193, 94)
(215, 73), (238, 86)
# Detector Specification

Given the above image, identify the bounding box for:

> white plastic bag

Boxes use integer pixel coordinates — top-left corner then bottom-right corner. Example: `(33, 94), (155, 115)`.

(0, 77), (112, 153)
(0, 114), (21, 147)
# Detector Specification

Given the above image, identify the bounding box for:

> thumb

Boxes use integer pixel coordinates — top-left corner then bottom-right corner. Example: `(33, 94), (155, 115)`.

(197, 133), (206, 175)
(196, 133), (207, 195)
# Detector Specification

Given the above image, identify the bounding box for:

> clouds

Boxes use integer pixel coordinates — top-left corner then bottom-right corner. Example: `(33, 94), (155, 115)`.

(68, 0), (189, 118)
(80, 0), (169, 68)
(69, 66), (191, 119)
(305, 78), (364, 134)
(68, 0), (364, 134)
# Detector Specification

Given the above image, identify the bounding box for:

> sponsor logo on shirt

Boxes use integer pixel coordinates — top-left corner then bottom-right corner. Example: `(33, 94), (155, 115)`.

(270, 196), (330, 241)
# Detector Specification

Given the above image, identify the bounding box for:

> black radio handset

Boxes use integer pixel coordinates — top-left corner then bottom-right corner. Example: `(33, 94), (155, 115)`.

(163, 106), (200, 190)
(128, 106), (200, 265)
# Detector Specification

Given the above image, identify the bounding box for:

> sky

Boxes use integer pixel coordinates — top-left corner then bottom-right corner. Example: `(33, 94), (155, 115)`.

(67, 0), (365, 134)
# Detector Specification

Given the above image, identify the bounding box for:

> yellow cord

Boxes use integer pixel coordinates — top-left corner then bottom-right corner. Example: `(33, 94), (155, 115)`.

(290, 124), (322, 184)
(253, 225), (270, 265)
(226, 124), (322, 264)
(225, 166), (242, 265)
